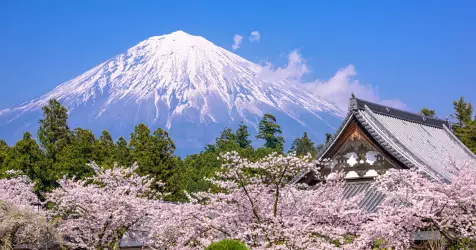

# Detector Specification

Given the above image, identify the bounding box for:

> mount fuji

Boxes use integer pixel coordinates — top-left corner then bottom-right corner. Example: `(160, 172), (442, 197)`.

(0, 31), (344, 155)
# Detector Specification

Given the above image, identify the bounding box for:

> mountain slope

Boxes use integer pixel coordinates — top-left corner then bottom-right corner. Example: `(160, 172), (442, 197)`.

(0, 31), (344, 155)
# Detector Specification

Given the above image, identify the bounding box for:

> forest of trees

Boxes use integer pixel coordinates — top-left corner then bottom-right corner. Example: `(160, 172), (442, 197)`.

(0, 99), (320, 201)
(0, 97), (475, 202)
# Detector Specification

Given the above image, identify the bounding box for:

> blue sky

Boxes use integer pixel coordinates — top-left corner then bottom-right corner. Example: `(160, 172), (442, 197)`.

(1, 1), (475, 118)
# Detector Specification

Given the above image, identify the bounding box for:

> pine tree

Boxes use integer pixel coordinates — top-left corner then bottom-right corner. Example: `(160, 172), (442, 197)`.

(37, 99), (71, 161)
(115, 136), (131, 167)
(130, 125), (178, 191)
(130, 124), (152, 169)
(213, 127), (239, 152)
(97, 130), (115, 166)
(451, 97), (476, 153)
(2, 132), (53, 195)
(54, 128), (97, 179)
(256, 114), (284, 151)
(420, 108), (436, 118)
(0, 140), (9, 168)
(316, 133), (333, 153)
(324, 133), (332, 144)
(289, 132), (317, 157)
(452, 97), (473, 127)
(150, 128), (178, 186)
(235, 122), (252, 149)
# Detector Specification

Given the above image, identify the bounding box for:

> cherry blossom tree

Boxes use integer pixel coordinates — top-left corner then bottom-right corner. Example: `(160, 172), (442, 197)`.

(0, 170), (57, 250)
(148, 152), (367, 249)
(47, 162), (162, 250)
(353, 160), (476, 249)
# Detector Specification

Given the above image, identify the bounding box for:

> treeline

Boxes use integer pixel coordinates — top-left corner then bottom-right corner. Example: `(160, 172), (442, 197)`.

(1, 96), (475, 201)
(0, 100), (322, 201)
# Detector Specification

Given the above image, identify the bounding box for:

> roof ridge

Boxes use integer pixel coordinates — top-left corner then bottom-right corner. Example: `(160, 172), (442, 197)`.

(349, 97), (450, 128)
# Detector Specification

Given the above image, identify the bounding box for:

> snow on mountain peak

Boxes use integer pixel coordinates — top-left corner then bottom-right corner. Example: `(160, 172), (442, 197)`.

(0, 31), (344, 155)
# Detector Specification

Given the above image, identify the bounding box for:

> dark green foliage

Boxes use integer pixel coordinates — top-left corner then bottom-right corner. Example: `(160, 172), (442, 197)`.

(1, 132), (54, 196)
(114, 136), (132, 167)
(54, 128), (97, 180)
(205, 239), (248, 250)
(452, 97), (473, 128)
(453, 122), (476, 154)
(289, 132), (317, 157)
(316, 132), (333, 153)
(451, 97), (476, 153)
(0, 140), (9, 168)
(235, 122), (252, 149)
(324, 133), (332, 144)
(256, 114), (284, 151)
(97, 130), (115, 167)
(420, 108), (436, 117)
(129, 124), (179, 195)
(37, 99), (71, 161)
(175, 151), (222, 200)
(215, 127), (239, 151)
(207, 124), (252, 153)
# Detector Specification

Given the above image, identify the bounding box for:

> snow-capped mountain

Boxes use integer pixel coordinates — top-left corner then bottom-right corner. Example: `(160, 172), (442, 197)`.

(0, 30), (344, 155)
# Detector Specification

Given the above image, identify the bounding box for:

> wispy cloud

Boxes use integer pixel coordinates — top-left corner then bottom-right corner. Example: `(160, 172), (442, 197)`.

(232, 34), (243, 50)
(258, 50), (309, 82)
(249, 31), (261, 42)
(258, 50), (405, 110)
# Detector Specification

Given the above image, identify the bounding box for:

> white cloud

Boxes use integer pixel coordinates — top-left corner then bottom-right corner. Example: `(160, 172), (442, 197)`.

(258, 50), (309, 82)
(257, 50), (405, 111)
(232, 34), (243, 50)
(249, 31), (261, 42)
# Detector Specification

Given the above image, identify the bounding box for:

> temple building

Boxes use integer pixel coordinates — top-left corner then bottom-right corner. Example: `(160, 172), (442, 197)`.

(294, 96), (476, 211)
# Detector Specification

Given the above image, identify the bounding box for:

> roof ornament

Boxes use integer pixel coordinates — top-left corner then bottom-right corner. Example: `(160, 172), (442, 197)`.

(445, 116), (453, 131)
(385, 107), (390, 113)
(422, 116), (427, 122)
(348, 93), (358, 111)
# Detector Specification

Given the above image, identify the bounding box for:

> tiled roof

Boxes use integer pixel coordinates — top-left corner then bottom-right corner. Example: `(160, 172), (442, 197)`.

(293, 96), (476, 209)
(312, 97), (476, 182)
(355, 101), (476, 181)
(343, 181), (385, 212)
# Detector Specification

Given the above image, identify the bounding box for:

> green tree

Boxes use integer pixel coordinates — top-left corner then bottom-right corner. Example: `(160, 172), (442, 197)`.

(2, 132), (53, 195)
(235, 122), (252, 149)
(114, 136), (131, 167)
(452, 97), (473, 127)
(37, 99), (71, 161)
(451, 97), (476, 154)
(324, 133), (333, 144)
(175, 151), (222, 200)
(420, 108), (436, 118)
(55, 128), (97, 179)
(97, 130), (115, 167)
(0, 140), (9, 168)
(289, 132), (317, 157)
(256, 114), (284, 151)
(129, 124), (178, 194)
(216, 127), (238, 150)
(316, 132), (333, 153)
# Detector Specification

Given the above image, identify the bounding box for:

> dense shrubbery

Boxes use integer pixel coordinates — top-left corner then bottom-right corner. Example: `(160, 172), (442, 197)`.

(205, 239), (249, 250)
